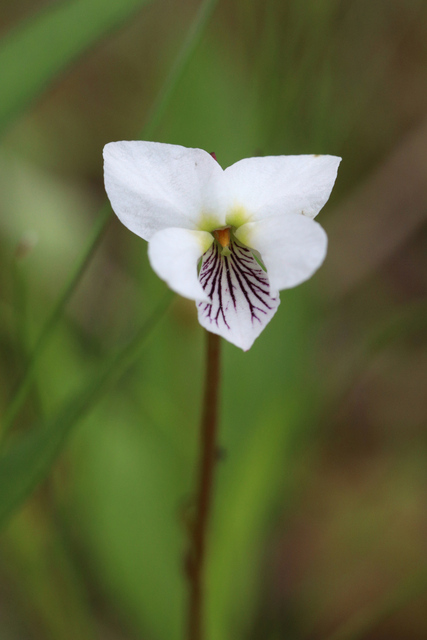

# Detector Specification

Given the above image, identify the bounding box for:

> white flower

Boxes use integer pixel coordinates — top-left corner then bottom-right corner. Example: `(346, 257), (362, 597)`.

(103, 141), (341, 351)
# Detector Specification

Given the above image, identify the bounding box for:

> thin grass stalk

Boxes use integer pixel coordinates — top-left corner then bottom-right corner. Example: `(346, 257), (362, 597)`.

(2, 0), (218, 438)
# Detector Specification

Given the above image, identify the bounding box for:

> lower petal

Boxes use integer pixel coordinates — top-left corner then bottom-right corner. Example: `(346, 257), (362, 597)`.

(235, 214), (327, 291)
(148, 227), (213, 301)
(197, 239), (280, 351)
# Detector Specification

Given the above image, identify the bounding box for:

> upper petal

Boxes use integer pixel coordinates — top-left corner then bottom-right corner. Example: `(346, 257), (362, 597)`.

(103, 141), (227, 240)
(148, 227), (213, 301)
(224, 154), (341, 223)
(235, 214), (328, 291)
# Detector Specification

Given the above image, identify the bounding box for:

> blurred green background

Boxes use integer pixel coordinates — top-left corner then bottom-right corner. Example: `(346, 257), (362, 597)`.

(1, 0), (427, 639)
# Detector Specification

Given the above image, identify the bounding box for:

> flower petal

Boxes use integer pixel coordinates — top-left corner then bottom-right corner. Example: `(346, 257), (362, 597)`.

(103, 141), (227, 240)
(235, 214), (327, 291)
(224, 154), (341, 223)
(148, 228), (213, 301)
(197, 239), (280, 351)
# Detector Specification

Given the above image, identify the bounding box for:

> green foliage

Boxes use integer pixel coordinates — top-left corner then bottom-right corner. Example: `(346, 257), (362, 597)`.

(0, 0), (153, 137)
(208, 294), (318, 639)
(0, 292), (172, 529)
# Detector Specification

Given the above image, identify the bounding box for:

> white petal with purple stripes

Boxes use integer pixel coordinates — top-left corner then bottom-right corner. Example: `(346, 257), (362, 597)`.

(103, 141), (341, 349)
(197, 239), (280, 351)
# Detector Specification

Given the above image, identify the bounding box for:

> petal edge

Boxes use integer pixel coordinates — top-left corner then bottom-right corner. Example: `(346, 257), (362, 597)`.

(236, 214), (328, 291)
(148, 228), (213, 301)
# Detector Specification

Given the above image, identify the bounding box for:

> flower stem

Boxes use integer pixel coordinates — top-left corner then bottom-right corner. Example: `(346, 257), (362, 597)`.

(188, 330), (222, 640)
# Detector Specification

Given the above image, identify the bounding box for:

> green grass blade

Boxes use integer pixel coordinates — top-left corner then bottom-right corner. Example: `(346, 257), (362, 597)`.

(0, 292), (173, 530)
(142, 0), (219, 140)
(1, 0), (219, 438)
(2, 203), (111, 436)
(0, 0), (153, 137)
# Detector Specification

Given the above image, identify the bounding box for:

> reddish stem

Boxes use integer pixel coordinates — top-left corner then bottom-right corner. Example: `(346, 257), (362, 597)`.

(187, 330), (222, 640)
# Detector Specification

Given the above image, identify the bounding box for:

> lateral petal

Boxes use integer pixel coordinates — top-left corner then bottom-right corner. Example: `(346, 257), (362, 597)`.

(103, 141), (227, 240)
(148, 228), (213, 301)
(235, 214), (327, 291)
(225, 154), (341, 222)
(197, 239), (280, 351)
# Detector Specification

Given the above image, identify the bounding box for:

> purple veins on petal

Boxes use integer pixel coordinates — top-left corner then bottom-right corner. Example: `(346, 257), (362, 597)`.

(197, 238), (280, 345)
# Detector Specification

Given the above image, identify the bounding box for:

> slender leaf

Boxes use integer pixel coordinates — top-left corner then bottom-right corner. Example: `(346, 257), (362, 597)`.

(2, 0), (219, 437)
(0, 292), (173, 530)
